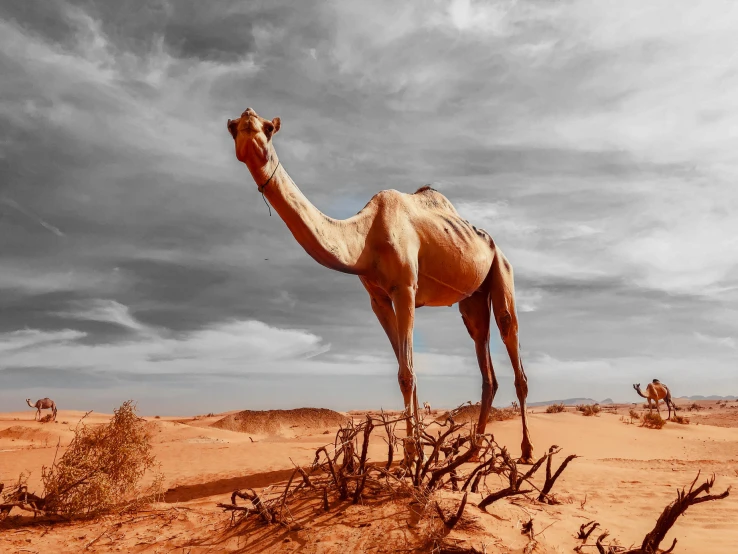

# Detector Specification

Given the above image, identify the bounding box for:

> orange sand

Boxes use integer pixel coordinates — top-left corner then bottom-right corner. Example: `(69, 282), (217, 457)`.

(1, 401), (737, 553)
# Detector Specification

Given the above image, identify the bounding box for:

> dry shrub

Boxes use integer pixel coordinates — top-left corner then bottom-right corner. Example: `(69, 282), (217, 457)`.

(686, 402), (704, 412)
(489, 406), (518, 421)
(39, 414), (54, 423)
(628, 409), (640, 421)
(546, 403), (566, 414)
(577, 404), (601, 417)
(641, 412), (666, 429)
(672, 415), (690, 425)
(41, 400), (161, 516)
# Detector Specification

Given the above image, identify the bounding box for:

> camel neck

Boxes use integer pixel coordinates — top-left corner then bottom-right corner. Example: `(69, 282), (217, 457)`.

(253, 161), (372, 275)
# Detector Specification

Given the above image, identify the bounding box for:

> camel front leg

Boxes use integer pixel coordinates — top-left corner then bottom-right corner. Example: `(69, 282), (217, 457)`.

(363, 280), (400, 362)
(391, 284), (421, 464)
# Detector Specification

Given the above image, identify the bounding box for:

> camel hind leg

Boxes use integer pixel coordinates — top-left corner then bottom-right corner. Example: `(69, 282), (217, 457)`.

(459, 286), (498, 439)
(489, 246), (534, 463)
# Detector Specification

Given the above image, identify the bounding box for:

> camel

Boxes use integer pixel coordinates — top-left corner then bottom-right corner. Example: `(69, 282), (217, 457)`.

(26, 398), (57, 421)
(633, 380), (676, 420)
(227, 108), (533, 462)
(423, 401), (432, 415)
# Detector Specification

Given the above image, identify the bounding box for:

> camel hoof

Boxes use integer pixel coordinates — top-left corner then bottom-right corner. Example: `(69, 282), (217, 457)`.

(517, 456), (535, 465)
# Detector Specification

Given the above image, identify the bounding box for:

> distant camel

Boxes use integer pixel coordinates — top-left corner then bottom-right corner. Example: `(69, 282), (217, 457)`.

(423, 402), (432, 415)
(633, 380), (676, 420)
(26, 398), (57, 421)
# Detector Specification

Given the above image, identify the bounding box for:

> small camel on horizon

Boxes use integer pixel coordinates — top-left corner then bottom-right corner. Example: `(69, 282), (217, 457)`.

(423, 401), (432, 415)
(26, 398), (57, 421)
(633, 380), (676, 420)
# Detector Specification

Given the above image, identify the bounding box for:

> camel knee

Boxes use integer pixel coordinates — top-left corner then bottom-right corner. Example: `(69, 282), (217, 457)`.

(398, 373), (415, 400)
(514, 376), (528, 399)
(482, 376), (499, 401)
(496, 312), (514, 342)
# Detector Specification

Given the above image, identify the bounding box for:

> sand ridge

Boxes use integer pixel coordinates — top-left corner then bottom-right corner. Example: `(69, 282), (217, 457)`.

(211, 407), (348, 437)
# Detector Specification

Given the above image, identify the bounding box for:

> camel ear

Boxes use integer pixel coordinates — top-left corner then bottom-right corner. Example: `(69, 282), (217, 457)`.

(227, 119), (238, 139)
(263, 117), (280, 140)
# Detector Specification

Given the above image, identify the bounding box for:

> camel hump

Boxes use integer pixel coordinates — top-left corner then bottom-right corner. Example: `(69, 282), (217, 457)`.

(414, 185), (437, 194)
(652, 378), (661, 384)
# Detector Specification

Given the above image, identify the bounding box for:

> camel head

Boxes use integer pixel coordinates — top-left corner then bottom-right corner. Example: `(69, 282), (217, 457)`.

(227, 107), (281, 170)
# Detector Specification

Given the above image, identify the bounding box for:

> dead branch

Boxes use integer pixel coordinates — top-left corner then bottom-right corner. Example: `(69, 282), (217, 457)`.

(585, 472), (731, 554)
(461, 456), (496, 493)
(425, 441), (479, 491)
(577, 520), (600, 540)
(630, 472), (730, 553)
(0, 500), (46, 517)
(595, 532), (611, 554)
(434, 492), (469, 530)
(538, 446), (578, 503)
(358, 415), (374, 475)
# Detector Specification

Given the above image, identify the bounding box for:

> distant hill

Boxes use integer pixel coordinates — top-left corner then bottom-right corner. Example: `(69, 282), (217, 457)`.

(676, 395), (738, 401)
(528, 398), (598, 407)
(530, 395), (736, 407)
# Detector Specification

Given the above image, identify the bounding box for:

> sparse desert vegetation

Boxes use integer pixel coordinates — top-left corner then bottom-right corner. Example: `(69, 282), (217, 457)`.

(2, 401), (161, 519)
(641, 412), (666, 429)
(577, 404), (601, 417)
(546, 403), (566, 413)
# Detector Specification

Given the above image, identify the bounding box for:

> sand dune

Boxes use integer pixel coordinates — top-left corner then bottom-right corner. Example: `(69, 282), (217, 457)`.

(211, 407), (348, 437)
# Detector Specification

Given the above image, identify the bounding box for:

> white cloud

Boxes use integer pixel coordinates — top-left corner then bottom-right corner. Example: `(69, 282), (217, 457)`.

(694, 332), (736, 350)
(57, 299), (151, 332)
(0, 318), (330, 374)
(0, 329), (86, 354)
(439, 0), (514, 35)
(0, 266), (126, 296)
(516, 288), (543, 313)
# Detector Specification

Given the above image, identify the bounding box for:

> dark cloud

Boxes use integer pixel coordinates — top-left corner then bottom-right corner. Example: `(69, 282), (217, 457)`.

(1, 0), (736, 412)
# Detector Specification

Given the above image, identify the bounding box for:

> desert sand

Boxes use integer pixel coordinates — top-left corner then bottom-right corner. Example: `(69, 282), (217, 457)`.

(1, 400), (737, 553)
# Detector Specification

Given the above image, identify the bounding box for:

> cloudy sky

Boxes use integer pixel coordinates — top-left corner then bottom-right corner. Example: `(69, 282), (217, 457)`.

(1, 0), (737, 416)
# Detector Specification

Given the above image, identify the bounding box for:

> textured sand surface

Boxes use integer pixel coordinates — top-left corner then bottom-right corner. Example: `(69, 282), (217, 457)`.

(1, 401), (737, 553)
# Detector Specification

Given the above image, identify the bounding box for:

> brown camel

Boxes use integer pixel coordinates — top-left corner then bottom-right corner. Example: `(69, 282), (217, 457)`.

(227, 108), (533, 462)
(633, 380), (676, 420)
(423, 401), (432, 415)
(26, 398), (57, 421)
